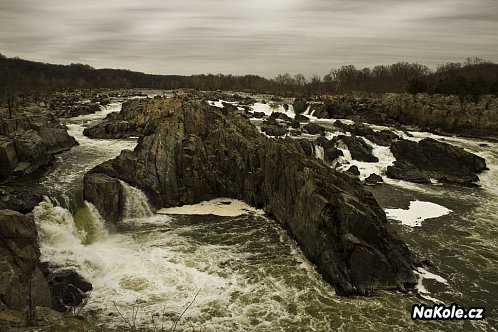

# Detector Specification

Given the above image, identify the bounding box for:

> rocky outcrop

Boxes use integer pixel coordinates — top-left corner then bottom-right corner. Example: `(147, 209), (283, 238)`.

(387, 138), (487, 185)
(336, 135), (379, 162)
(0, 210), (51, 311)
(84, 97), (416, 295)
(0, 209), (95, 330)
(0, 186), (44, 213)
(0, 112), (77, 180)
(321, 93), (498, 139)
(83, 97), (185, 138)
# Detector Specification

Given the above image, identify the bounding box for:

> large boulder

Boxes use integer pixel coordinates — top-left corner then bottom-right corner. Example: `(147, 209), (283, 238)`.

(387, 138), (487, 185)
(84, 97), (416, 296)
(0, 210), (51, 310)
(336, 135), (379, 162)
(83, 173), (126, 223)
(0, 113), (77, 180)
(0, 186), (44, 213)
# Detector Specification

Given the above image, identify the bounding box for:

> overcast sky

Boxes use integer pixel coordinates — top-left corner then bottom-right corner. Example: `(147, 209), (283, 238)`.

(1, 0), (497, 77)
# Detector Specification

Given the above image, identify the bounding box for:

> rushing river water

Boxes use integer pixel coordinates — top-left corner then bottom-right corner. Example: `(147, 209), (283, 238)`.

(32, 99), (497, 331)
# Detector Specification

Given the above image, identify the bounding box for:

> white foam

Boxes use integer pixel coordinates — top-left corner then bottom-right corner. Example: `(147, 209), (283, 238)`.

(414, 267), (448, 303)
(314, 145), (325, 161)
(251, 103), (295, 119)
(208, 100), (239, 108)
(335, 137), (395, 180)
(158, 198), (263, 217)
(385, 200), (452, 227)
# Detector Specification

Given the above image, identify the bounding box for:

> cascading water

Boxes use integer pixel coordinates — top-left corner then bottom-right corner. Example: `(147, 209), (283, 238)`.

(120, 180), (154, 219)
(33, 99), (498, 331)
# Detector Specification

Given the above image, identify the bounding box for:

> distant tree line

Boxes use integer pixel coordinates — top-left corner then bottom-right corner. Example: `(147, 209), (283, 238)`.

(1, 54), (497, 109)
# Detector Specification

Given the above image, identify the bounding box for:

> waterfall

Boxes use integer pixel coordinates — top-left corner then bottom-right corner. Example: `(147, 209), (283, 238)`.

(119, 180), (153, 219)
(314, 144), (325, 160)
(33, 197), (108, 273)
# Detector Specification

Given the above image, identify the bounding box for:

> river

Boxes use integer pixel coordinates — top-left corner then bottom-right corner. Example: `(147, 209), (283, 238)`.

(32, 98), (497, 331)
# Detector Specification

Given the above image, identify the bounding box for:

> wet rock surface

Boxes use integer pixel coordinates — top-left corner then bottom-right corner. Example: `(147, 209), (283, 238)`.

(0, 209), (96, 331)
(84, 96), (417, 296)
(387, 138), (487, 185)
(0, 110), (77, 180)
(314, 93), (498, 139)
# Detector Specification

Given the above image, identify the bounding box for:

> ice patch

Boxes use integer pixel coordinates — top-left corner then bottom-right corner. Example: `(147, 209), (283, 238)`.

(158, 198), (263, 217)
(385, 200), (452, 227)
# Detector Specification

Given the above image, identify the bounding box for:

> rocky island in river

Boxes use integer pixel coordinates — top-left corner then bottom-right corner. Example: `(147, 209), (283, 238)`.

(0, 89), (496, 331)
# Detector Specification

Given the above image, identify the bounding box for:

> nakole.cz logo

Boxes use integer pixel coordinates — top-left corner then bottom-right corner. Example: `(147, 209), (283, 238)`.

(412, 303), (485, 320)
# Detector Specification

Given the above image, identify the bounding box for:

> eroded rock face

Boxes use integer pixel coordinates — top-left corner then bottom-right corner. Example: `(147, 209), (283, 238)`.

(0, 112), (77, 180)
(387, 138), (487, 185)
(84, 97), (416, 295)
(322, 93), (498, 139)
(0, 210), (51, 310)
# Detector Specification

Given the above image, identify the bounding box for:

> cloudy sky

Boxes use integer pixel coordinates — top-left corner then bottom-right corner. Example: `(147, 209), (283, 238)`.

(0, 0), (497, 77)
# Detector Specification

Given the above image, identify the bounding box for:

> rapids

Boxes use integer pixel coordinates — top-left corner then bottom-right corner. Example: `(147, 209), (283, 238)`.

(33, 99), (497, 331)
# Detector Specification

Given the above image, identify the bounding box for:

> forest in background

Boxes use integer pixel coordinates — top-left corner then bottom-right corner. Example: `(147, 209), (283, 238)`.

(1, 53), (498, 108)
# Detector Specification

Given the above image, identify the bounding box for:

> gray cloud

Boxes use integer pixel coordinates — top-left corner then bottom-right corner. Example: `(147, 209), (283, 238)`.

(0, 0), (497, 77)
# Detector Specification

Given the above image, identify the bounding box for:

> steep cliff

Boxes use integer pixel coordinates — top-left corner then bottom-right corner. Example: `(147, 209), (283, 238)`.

(84, 97), (416, 295)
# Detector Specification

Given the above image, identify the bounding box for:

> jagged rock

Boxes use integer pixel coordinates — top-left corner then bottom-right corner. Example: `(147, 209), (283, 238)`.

(84, 97), (416, 296)
(324, 148), (343, 163)
(290, 119), (300, 129)
(83, 173), (125, 223)
(334, 121), (399, 146)
(302, 123), (325, 135)
(261, 124), (287, 137)
(253, 111), (266, 118)
(336, 135), (379, 162)
(320, 93), (498, 139)
(346, 165), (360, 176)
(365, 173), (384, 185)
(387, 138), (487, 185)
(270, 112), (293, 122)
(0, 186), (45, 213)
(293, 98), (308, 114)
(0, 210), (51, 311)
(41, 267), (93, 312)
(83, 97), (185, 138)
(297, 139), (314, 156)
(294, 114), (310, 122)
(315, 136), (335, 150)
(0, 113), (77, 180)
(59, 103), (100, 118)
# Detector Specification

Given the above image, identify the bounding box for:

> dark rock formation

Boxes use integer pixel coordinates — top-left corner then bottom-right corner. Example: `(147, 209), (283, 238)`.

(336, 136), (379, 162)
(0, 209), (95, 330)
(83, 173), (126, 223)
(83, 97), (185, 138)
(334, 121), (399, 146)
(302, 123), (325, 135)
(0, 210), (51, 310)
(270, 112), (293, 122)
(41, 267), (93, 312)
(253, 111), (266, 118)
(346, 165), (361, 176)
(293, 98), (308, 114)
(294, 114), (310, 122)
(0, 186), (44, 213)
(387, 138), (487, 185)
(324, 148), (344, 164)
(59, 103), (100, 118)
(84, 97), (416, 295)
(318, 93), (498, 139)
(0, 112), (77, 180)
(365, 173), (384, 185)
(297, 139), (314, 157)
